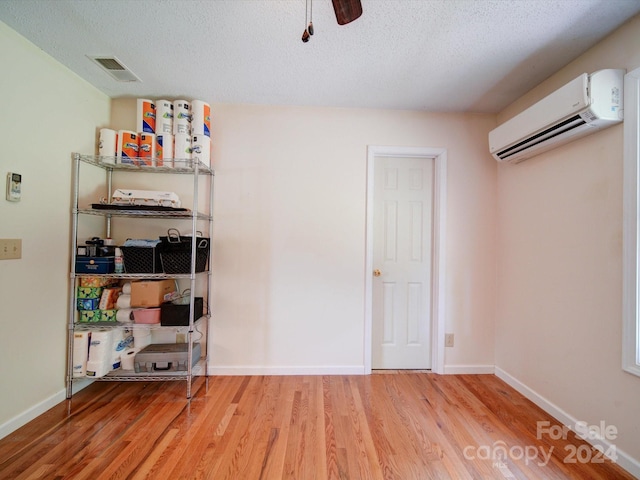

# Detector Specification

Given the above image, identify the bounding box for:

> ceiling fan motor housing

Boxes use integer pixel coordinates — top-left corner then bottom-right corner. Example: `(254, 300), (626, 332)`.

(332, 0), (363, 25)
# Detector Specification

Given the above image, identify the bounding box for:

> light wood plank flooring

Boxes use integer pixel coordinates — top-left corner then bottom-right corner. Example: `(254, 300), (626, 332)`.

(0, 373), (633, 479)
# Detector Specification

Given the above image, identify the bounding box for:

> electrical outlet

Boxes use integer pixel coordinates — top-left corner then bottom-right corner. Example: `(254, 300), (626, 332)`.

(445, 333), (454, 347)
(176, 333), (186, 343)
(0, 239), (21, 260)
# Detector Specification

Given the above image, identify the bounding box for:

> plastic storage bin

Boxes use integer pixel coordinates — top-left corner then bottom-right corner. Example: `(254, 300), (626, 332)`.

(159, 229), (210, 274)
(121, 245), (163, 273)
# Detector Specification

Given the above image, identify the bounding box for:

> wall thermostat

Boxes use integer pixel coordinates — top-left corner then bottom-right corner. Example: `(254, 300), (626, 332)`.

(6, 172), (21, 202)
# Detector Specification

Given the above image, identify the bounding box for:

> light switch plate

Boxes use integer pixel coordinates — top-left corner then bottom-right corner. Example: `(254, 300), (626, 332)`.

(0, 239), (22, 260)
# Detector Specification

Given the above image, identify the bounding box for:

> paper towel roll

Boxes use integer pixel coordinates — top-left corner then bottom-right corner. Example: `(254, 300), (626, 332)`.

(156, 99), (173, 134)
(86, 359), (110, 378)
(116, 294), (131, 309)
(98, 128), (117, 162)
(72, 329), (91, 377)
(116, 308), (134, 323)
(87, 327), (114, 377)
(174, 133), (192, 163)
(110, 328), (124, 370)
(121, 348), (138, 370)
(138, 133), (156, 166)
(156, 133), (174, 168)
(191, 134), (211, 168)
(122, 282), (132, 295)
(117, 130), (139, 165)
(173, 99), (191, 135)
(191, 100), (210, 137)
(137, 98), (156, 134)
(88, 327), (114, 362)
(133, 326), (152, 349)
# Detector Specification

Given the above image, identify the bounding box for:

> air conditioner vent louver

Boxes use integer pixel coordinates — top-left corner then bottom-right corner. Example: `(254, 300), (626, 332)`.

(87, 55), (141, 82)
(495, 114), (587, 161)
(489, 69), (624, 164)
(93, 57), (126, 71)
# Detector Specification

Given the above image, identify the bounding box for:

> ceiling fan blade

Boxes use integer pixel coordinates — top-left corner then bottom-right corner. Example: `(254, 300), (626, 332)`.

(332, 0), (362, 25)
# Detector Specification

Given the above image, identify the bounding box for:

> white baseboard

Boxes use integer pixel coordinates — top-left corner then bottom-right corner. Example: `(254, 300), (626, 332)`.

(0, 380), (92, 441)
(0, 390), (65, 440)
(207, 364), (366, 376)
(208, 364), (496, 376)
(495, 366), (640, 479)
(443, 364), (495, 374)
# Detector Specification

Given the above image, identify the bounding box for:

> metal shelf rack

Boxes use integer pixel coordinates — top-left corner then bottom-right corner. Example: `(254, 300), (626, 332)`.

(66, 153), (214, 398)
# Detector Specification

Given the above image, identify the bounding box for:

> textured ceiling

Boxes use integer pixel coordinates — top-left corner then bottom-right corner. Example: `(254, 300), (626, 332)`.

(1, 0), (639, 113)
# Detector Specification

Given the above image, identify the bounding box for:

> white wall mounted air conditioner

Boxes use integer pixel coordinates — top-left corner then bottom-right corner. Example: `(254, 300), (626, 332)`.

(489, 69), (625, 164)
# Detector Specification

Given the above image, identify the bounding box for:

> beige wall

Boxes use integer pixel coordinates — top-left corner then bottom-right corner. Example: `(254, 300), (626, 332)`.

(0, 21), (110, 432)
(209, 105), (497, 372)
(111, 100), (498, 373)
(495, 14), (640, 465)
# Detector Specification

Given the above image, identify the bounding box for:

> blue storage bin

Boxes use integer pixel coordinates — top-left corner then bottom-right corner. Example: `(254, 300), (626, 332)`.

(75, 256), (115, 274)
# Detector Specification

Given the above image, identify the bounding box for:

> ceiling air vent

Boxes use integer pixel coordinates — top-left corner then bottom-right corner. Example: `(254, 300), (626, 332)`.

(88, 55), (140, 82)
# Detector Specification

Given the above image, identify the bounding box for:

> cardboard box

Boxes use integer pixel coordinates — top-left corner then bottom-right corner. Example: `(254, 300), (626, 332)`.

(79, 310), (102, 322)
(77, 298), (100, 311)
(77, 287), (103, 299)
(79, 277), (118, 288)
(77, 309), (117, 323)
(130, 279), (176, 307)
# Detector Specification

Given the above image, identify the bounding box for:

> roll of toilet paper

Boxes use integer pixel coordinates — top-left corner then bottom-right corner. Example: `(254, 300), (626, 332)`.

(122, 282), (132, 295)
(116, 308), (134, 323)
(72, 329), (91, 377)
(116, 294), (131, 309)
(120, 348), (138, 370)
(156, 99), (173, 134)
(99, 128), (117, 162)
(191, 100), (210, 137)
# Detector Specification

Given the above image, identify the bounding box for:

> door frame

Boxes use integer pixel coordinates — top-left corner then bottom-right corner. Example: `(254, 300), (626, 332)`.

(364, 146), (447, 374)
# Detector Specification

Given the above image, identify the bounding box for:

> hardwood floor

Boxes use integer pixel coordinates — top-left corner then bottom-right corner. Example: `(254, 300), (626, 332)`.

(0, 373), (633, 479)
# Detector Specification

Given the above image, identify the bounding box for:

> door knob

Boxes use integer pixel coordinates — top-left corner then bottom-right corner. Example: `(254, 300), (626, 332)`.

(373, 269), (381, 277)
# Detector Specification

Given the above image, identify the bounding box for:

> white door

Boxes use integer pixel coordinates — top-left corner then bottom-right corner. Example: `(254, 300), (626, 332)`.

(372, 155), (434, 369)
